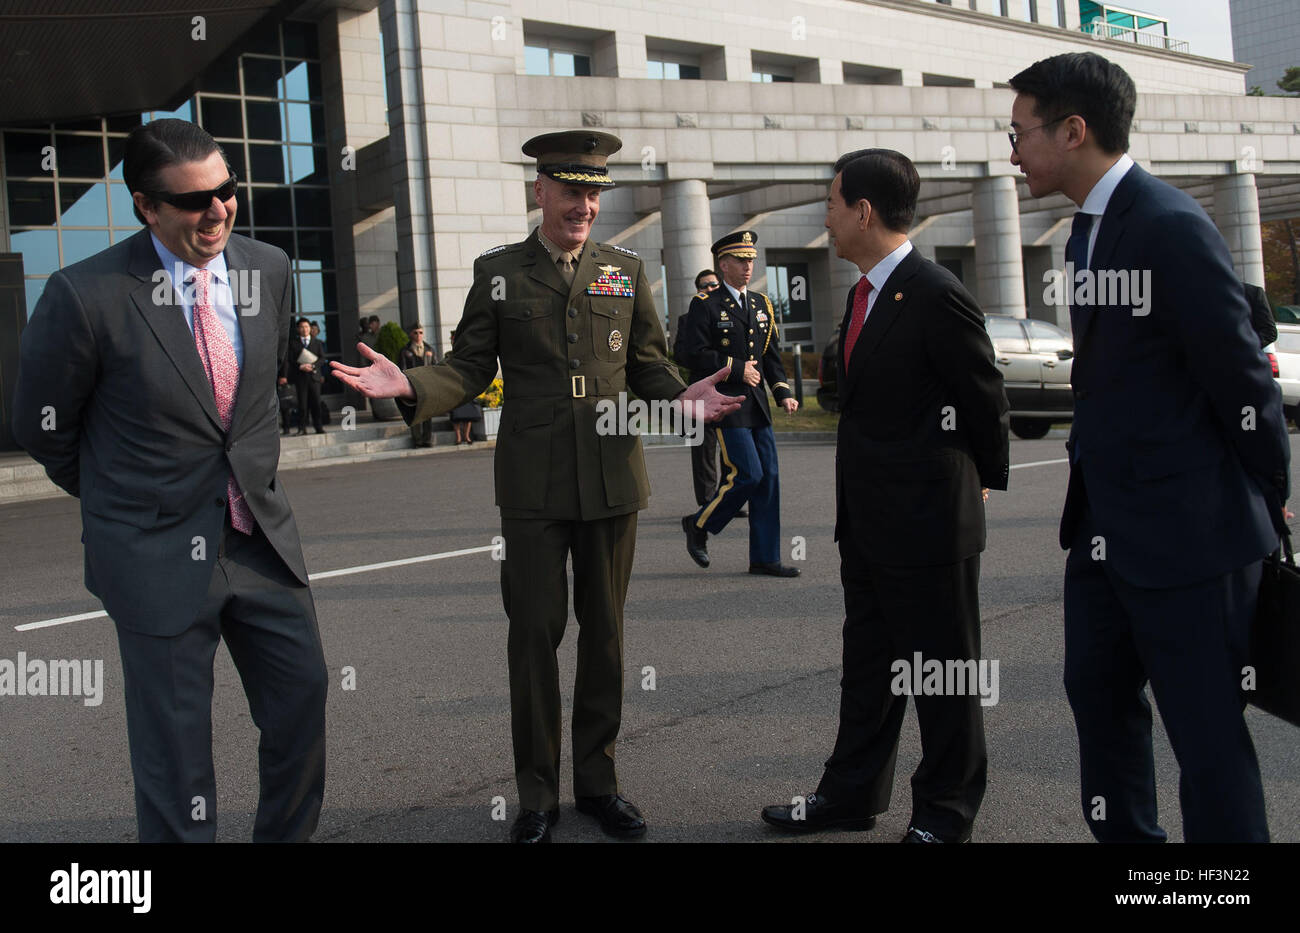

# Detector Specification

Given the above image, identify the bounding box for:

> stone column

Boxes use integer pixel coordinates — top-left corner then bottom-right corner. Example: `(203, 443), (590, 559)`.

(1213, 172), (1265, 286)
(660, 178), (714, 343)
(971, 176), (1027, 317)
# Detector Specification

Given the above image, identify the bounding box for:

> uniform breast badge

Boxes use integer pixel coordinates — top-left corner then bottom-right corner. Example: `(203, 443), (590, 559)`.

(587, 264), (635, 298)
(609, 330), (623, 351)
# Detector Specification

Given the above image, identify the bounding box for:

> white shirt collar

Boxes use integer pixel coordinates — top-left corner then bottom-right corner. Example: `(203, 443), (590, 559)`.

(150, 233), (229, 286)
(723, 280), (747, 306)
(865, 239), (913, 293)
(1080, 153), (1135, 217)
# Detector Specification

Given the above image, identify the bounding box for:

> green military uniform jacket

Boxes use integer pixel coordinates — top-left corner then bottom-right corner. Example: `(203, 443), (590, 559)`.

(401, 228), (688, 520)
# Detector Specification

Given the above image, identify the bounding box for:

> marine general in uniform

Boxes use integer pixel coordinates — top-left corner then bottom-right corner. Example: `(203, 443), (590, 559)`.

(677, 231), (801, 576)
(331, 131), (740, 843)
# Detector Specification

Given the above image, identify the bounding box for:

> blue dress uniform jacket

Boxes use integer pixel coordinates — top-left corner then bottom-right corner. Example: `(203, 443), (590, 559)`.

(677, 286), (794, 428)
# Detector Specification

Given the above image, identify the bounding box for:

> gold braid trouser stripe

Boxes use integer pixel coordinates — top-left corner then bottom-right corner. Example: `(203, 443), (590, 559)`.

(696, 428), (738, 528)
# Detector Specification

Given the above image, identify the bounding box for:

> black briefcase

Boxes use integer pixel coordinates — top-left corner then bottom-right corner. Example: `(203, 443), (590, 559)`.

(1250, 531), (1300, 727)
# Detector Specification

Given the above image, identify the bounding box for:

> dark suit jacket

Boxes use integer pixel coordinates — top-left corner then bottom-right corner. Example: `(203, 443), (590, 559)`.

(1060, 164), (1289, 588)
(12, 229), (309, 635)
(677, 285), (793, 428)
(834, 248), (1010, 566)
(285, 335), (326, 384)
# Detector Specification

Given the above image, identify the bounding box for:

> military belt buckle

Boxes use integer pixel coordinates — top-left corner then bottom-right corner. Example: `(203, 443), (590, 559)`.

(571, 375), (586, 398)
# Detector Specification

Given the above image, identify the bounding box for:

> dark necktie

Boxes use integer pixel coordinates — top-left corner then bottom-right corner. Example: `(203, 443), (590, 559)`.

(1066, 211), (1093, 271)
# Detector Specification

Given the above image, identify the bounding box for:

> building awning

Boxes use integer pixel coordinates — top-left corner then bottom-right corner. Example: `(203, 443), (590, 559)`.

(0, 0), (298, 124)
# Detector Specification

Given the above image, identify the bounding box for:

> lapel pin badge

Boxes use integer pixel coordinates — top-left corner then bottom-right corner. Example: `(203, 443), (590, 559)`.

(894, 292), (903, 301)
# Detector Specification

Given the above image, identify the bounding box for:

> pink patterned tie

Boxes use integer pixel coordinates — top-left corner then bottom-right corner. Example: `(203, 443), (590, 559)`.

(190, 269), (254, 534)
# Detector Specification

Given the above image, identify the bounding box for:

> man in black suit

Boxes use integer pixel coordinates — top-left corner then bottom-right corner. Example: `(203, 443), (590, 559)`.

(674, 269), (723, 509)
(762, 149), (1009, 843)
(677, 233), (800, 576)
(12, 119), (327, 842)
(1008, 53), (1288, 843)
(283, 316), (326, 435)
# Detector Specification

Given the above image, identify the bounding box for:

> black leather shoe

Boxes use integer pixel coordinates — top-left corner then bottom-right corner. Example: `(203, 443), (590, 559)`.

(296, 429), (308, 436)
(682, 516), (709, 568)
(749, 562), (800, 577)
(510, 808), (559, 843)
(736, 508), (748, 518)
(575, 794), (647, 838)
(901, 825), (971, 843)
(762, 791), (876, 833)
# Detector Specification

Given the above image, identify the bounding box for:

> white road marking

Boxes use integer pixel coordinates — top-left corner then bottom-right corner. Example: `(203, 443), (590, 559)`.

(14, 544), (497, 632)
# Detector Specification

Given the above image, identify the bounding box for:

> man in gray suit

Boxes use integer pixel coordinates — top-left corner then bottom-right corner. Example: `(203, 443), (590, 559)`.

(13, 119), (327, 842)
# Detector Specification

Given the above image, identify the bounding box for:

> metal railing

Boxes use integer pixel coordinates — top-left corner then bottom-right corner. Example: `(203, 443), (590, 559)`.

(1080, 20), (1190, 54)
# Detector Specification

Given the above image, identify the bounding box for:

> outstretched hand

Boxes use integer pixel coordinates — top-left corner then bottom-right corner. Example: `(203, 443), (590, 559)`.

(330, 343), (415, 401)
(677, 366), (744, 424)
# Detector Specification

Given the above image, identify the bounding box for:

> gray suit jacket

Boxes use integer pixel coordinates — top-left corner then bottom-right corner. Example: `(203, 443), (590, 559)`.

(13, 229), (310, 635)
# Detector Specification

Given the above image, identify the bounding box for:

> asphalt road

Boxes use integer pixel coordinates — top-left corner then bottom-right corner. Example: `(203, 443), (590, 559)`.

(2, 434), (1298, 843)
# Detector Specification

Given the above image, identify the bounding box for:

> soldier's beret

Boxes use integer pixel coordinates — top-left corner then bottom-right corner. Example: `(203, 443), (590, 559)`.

(522, 130), (621, 188)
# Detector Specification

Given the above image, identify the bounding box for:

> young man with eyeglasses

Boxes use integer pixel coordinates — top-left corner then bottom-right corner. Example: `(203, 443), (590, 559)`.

(14, 118), (327, 843)
(1009, 52), (1289, 843)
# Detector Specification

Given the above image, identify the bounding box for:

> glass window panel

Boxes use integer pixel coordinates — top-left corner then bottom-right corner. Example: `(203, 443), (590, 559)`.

(149, 100), (193, 122)
(679, 64), (701, 79)
(524, 46), (549, 75)
(552, 52), (575, 76)
(4, 132), (52, 177)
(54, 118), (100, 132)
(7, 181), (57, 226)
(200, 97), (244, 139)
(288, 144), (322, 183)
(322, 271), (336, 311)
(54, 134), (105, 178)
(646, 60), (663, 79)
(574, 55), (591, 76)
(111, 229), (139, 243)
(106, 113), (141, 134)
(107, 135), (130, 179)
(293, 187), (331, 227)
(11, 230), (60, 276)
(232, 186), (251, 224)
(298, 270), (324, 312)
(285, 102), (313, 143)
(59, 182), (108, 226)
(296, 230), (334, 269)
(283, 21), (319, 58)
(61, 229), (111, 265)
(243, 56), (284, 98)
(248, 144), (287, 183)
(256, 229), (294, 257)
(664, 62), (679, 80)
(772, 74), (793, 82)
(110, 183), (138, 226)
(283, 61), (309, 100)
(25, 278), (48, 319)
(307, 62), (322, 100)
(201, 55), (241, 94)
(243, 28), (280, 56)
(252, 187), (293, 226)
(245, 100), (283, 140)
(221, 143), (246, 182)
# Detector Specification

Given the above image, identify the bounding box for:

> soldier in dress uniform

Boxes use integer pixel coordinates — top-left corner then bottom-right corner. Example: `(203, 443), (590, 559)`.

(677, 231), (801, 576)
(674, 269), (725, 510)
(330, 130), (740, 843)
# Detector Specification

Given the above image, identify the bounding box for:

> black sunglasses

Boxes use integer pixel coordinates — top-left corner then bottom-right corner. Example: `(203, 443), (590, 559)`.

(148, 173), (238, 211)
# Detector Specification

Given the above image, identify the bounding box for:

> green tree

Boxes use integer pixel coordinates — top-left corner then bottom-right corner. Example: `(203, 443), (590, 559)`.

(1278, 66), (1300, 95)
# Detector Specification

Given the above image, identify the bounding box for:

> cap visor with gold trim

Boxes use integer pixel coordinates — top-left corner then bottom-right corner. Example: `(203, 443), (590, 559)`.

(712, 230), (758, 260)
(523, 130), (621, 188)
